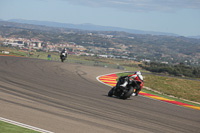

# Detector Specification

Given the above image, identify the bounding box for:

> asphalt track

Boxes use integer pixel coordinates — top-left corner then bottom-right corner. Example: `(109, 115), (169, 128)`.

(0, 56), (200, 133)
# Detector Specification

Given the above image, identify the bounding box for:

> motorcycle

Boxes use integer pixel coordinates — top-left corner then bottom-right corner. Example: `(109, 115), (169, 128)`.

(60, 53), (67, 62)
(108, 76), (141, 100)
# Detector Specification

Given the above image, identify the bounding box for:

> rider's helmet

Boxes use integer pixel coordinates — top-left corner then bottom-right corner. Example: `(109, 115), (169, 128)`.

(135, 71), (141, 75)
(135, 71), (143, 82)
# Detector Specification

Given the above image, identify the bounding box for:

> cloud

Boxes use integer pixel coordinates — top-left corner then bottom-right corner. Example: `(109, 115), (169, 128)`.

(61, 0), (200, 12)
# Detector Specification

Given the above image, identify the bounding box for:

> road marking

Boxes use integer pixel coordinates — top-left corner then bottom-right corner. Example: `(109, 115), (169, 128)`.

(97, 73), (200, 111)
(0, 117), (54, 133)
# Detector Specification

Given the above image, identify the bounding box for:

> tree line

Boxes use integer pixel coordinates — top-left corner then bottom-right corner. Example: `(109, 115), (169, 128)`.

(139, 62), (200, 78)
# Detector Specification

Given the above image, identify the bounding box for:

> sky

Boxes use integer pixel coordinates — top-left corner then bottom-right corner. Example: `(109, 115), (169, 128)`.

(0, 0), (200, 36)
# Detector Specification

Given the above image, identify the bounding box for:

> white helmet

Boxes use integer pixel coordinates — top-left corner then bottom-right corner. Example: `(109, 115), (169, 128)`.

(135, 71), (141, 75)
(135, 71), (143, 81)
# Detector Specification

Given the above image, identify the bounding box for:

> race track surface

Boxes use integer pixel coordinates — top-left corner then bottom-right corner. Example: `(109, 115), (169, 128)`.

(0, 56), (200, 133)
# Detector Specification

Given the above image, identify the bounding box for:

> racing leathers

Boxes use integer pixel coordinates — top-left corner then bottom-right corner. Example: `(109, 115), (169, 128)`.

(113, 72), (143, 96)
(60, 48), (68, 58)
(128, 73), (143, 96)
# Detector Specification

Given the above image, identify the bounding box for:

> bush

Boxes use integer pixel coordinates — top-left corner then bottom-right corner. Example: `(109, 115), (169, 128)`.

(140, 62), (200, 78)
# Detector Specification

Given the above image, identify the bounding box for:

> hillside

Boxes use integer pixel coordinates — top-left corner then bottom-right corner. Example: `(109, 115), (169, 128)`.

(0, 20), (200, 66)
(8, 19), (178, 36)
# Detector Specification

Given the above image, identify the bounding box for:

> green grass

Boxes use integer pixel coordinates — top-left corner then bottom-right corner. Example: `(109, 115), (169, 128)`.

(116, 72), (200, 106)
(0, 47), (27, 57)
(29, 51), (146, 71)
(0, 121), (40, 133)
(144, 75), (200, 103)
(141, 88), (200, 107)
(0, 46), (146, 71)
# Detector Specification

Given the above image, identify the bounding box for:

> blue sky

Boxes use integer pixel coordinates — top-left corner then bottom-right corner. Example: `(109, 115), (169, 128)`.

(0, 0), (200, 36)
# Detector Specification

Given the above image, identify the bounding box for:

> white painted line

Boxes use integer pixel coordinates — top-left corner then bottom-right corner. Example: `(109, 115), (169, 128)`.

(0, 117), (54, 133)
(96, 75), (113, 87)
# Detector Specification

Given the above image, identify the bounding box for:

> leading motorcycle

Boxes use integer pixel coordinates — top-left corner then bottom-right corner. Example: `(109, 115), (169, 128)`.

(108, 77), (141, 100)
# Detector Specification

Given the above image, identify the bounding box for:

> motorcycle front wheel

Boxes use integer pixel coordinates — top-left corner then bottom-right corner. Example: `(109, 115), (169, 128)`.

(108, 88), (114, 97)
(120, 87), (134, 100)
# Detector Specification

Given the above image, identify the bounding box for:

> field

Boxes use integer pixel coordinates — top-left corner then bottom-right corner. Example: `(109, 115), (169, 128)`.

(0, 121), (39, 133)
(117, 72), (200, 106)
(144, 75), (200, 103)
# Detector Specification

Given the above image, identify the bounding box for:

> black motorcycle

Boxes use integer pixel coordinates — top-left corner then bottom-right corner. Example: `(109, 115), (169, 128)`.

(60, 53), (67, 62)
(108, 76), (141, 100)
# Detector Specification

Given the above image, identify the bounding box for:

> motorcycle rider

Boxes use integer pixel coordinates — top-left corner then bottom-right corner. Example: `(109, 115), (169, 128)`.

(113, 71), (144, 96)
(60, 48), (68, 58)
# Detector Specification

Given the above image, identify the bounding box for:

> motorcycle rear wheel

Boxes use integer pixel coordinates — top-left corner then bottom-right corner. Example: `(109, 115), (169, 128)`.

(120, 87), (134, 100)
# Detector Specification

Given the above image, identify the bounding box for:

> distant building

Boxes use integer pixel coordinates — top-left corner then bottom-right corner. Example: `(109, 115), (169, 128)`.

(2, 37), (43, 48)
(31, 41), (42, 48)
(98, 55), (108, 58)
(2, 51), (9, 54)
(143, 59), (151, 63)
(161, 61), (169, 64)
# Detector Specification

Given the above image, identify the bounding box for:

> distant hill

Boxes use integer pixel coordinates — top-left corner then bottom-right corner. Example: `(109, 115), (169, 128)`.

(188, 36), (200, 39)
(0, 20), (200, 66)
(8, 19), (179, 36)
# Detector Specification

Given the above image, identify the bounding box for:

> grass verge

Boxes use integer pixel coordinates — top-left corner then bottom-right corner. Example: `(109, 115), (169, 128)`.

(0, 121), (40, 133)
(116, 72), (200, 107)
